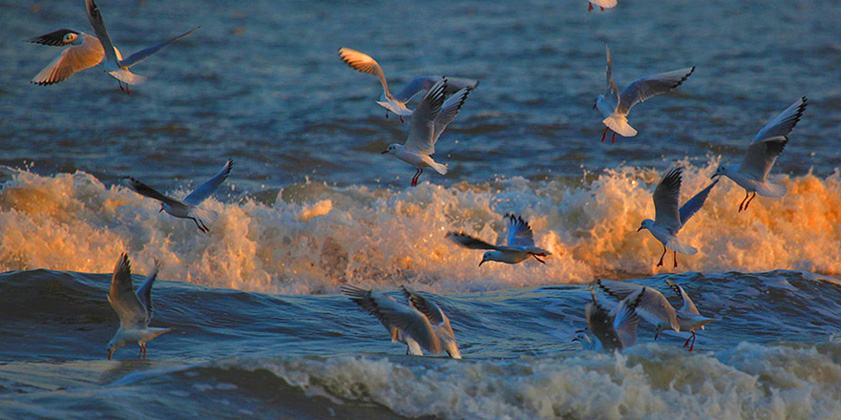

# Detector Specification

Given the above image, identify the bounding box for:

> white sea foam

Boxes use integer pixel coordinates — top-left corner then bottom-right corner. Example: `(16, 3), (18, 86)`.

(1, 159), (840, 294)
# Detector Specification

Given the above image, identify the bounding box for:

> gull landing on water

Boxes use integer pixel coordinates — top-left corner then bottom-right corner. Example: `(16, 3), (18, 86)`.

(27, 29), (105, 85)
(85, 0), (198, 94)
(340, 285), (461, 358)
(106, 254), (170, 359)
(588, 0), (617, 12)
(712, 97), (807, 212)
(446, 214), (551, 266)
(638, 167), (717, 268)
(595, 45), (694, 143)
(597, 279), (717, 351)
(381, 79), (472, 187)
(338, 47), (478, 122)
(124, 159), (233, 233)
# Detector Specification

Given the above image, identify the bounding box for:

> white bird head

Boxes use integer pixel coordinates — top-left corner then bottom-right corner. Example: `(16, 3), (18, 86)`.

(381, 143), (401, 155)
(106, 336), (126, 360)
(637, 219), (655, 232)
(479, 251), (502, 266)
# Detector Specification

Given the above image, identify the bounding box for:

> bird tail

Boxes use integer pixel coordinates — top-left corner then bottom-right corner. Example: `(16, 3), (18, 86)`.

(430, 161), (447, 175)
(109, 69), (147, 85)
(144, 328), (171, 342)
(754, 182), (787, 198)
(665, 236), (698, 256)
(602, 116), (638, 137)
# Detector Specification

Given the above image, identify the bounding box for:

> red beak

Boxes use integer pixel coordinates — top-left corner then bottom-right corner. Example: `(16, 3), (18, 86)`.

(107, 353), (112, 360)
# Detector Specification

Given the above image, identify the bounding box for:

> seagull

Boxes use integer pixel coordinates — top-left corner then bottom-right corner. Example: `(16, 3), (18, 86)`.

(106, 254), (170, 359)
(338, 47), (478, 122)
(340, 285), (461, 358)
(446, 213), (551, 266)
(124, 159), (233, 233)
(637, 167), (718, 268)
(381, 78), (471, 186)
(85, 0), (199, 94)
(595, 45), (694, 143)
(664, 279), (718, 351)
(712, 97), (808, 212)
(587, 0), (617, 12)
(27, 29), (105, 85)
(596, 279), (680, 340)
(583, 285), (641, 352)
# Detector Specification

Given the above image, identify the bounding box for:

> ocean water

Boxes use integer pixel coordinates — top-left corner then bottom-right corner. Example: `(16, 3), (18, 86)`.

(2, 0), (841, 418)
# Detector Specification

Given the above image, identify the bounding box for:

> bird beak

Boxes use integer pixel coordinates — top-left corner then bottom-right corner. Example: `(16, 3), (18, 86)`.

(636, 226), (643, 232)
(107, 352), (112, 360)
(478, 260), (485, 267)
(381, 150), (389, 154)
(710, 174), (718, 180)
(159, 208), (164, 213)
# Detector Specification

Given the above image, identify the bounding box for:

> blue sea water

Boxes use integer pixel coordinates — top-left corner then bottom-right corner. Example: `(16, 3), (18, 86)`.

(2, 0), (841, 418)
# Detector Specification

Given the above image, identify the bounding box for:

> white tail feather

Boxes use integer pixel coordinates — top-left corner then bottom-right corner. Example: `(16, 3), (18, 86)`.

(602, 116), (638, 137)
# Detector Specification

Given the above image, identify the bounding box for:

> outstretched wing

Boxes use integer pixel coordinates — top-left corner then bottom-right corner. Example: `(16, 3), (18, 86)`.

(31, 35), (104, 85)
(401, 286), (449, 329)
(119, 26), (199, 68)
(679, 179), (718, 228)
(338, 47), (391, 99)
(600, 45), (620, 113)
(738, 97), (807, 181)
(596, 279), (679, 332)
(665, 279), (700, 315)
(183, 159), (233, 206)
(27, 29), (80, 46)
(85, 0), (119, 66)
(404, 79), (447, 154)
(108, 254), (148, 328)
(392, 76), (479, 103)
(134, 259), (161, 325)
(653, 168), (682, 231)
(431, 85), (471, 144)
(123, 177), (183, 208)
(617, 67), (694, 115)
(446, 232), (504, 251)
(611, 292), (641, 348)
(504, 214), (536, 248)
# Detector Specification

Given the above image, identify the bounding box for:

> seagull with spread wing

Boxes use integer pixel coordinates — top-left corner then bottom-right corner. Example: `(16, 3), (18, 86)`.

(338, 47), (478, 122)
(106, 254), (170, 359)
(27, 29), (105, 85)
(124, 159), (233, 233)
(85, 0), (198, 93)
(712, 97), (807, 212)
(597, 279), (716, 351)
(340, 285), (461, 358)
(595, 45), (694, 143)
(381, 78), (471, 186)
(638, 167), (718, 268)
(447, 213), (551, 266)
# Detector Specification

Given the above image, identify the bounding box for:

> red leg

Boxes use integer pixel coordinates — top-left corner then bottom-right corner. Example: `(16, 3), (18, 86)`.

(588, 2), (593, 11)
(738, 190), (749, 212)
(656, 245), (667, 267)
(385, 111), (389, 119)
(744, 191), (757, 211)
(673, 250), (678, 269)
(600, 127), (607, 142)
(411, 168), (422, 187)
(600, 6), (605, 11)
(611, 132), (616, 143)
(683, 331), (696, 352)
(399, 115), (404, 123)
(654, 330), (661, 340)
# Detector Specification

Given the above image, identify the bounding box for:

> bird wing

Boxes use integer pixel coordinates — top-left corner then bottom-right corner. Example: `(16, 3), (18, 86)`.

(446, 232), (505, 251)
(119, 26), (199, 68)
(123, 177), (184, 208)
(617, 67), (694, 115)
(678, 179), (718, 228)
(653, 167), (682, 231)
(338, 47), (392, 99)
(404, 79), (447, 154)
(431, 85), (471, 145)
(596, 279), (679, 332)
(134, 259), (161, 325)
(392, 76), (479, 103)
(183, 159), (233, 206)
(108, 254), (148, 328)
(738, 97), (807, 181)
(31, 35), (105, 85)
(27, 29), (80, 46)
(665, 279), (700, 315)
(85, 0), (120, 66)
(504, 214), (536, 248)
(400, 285), (452, 336)
(610, 293), (641, 348)
(601, 45), (620, 113)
